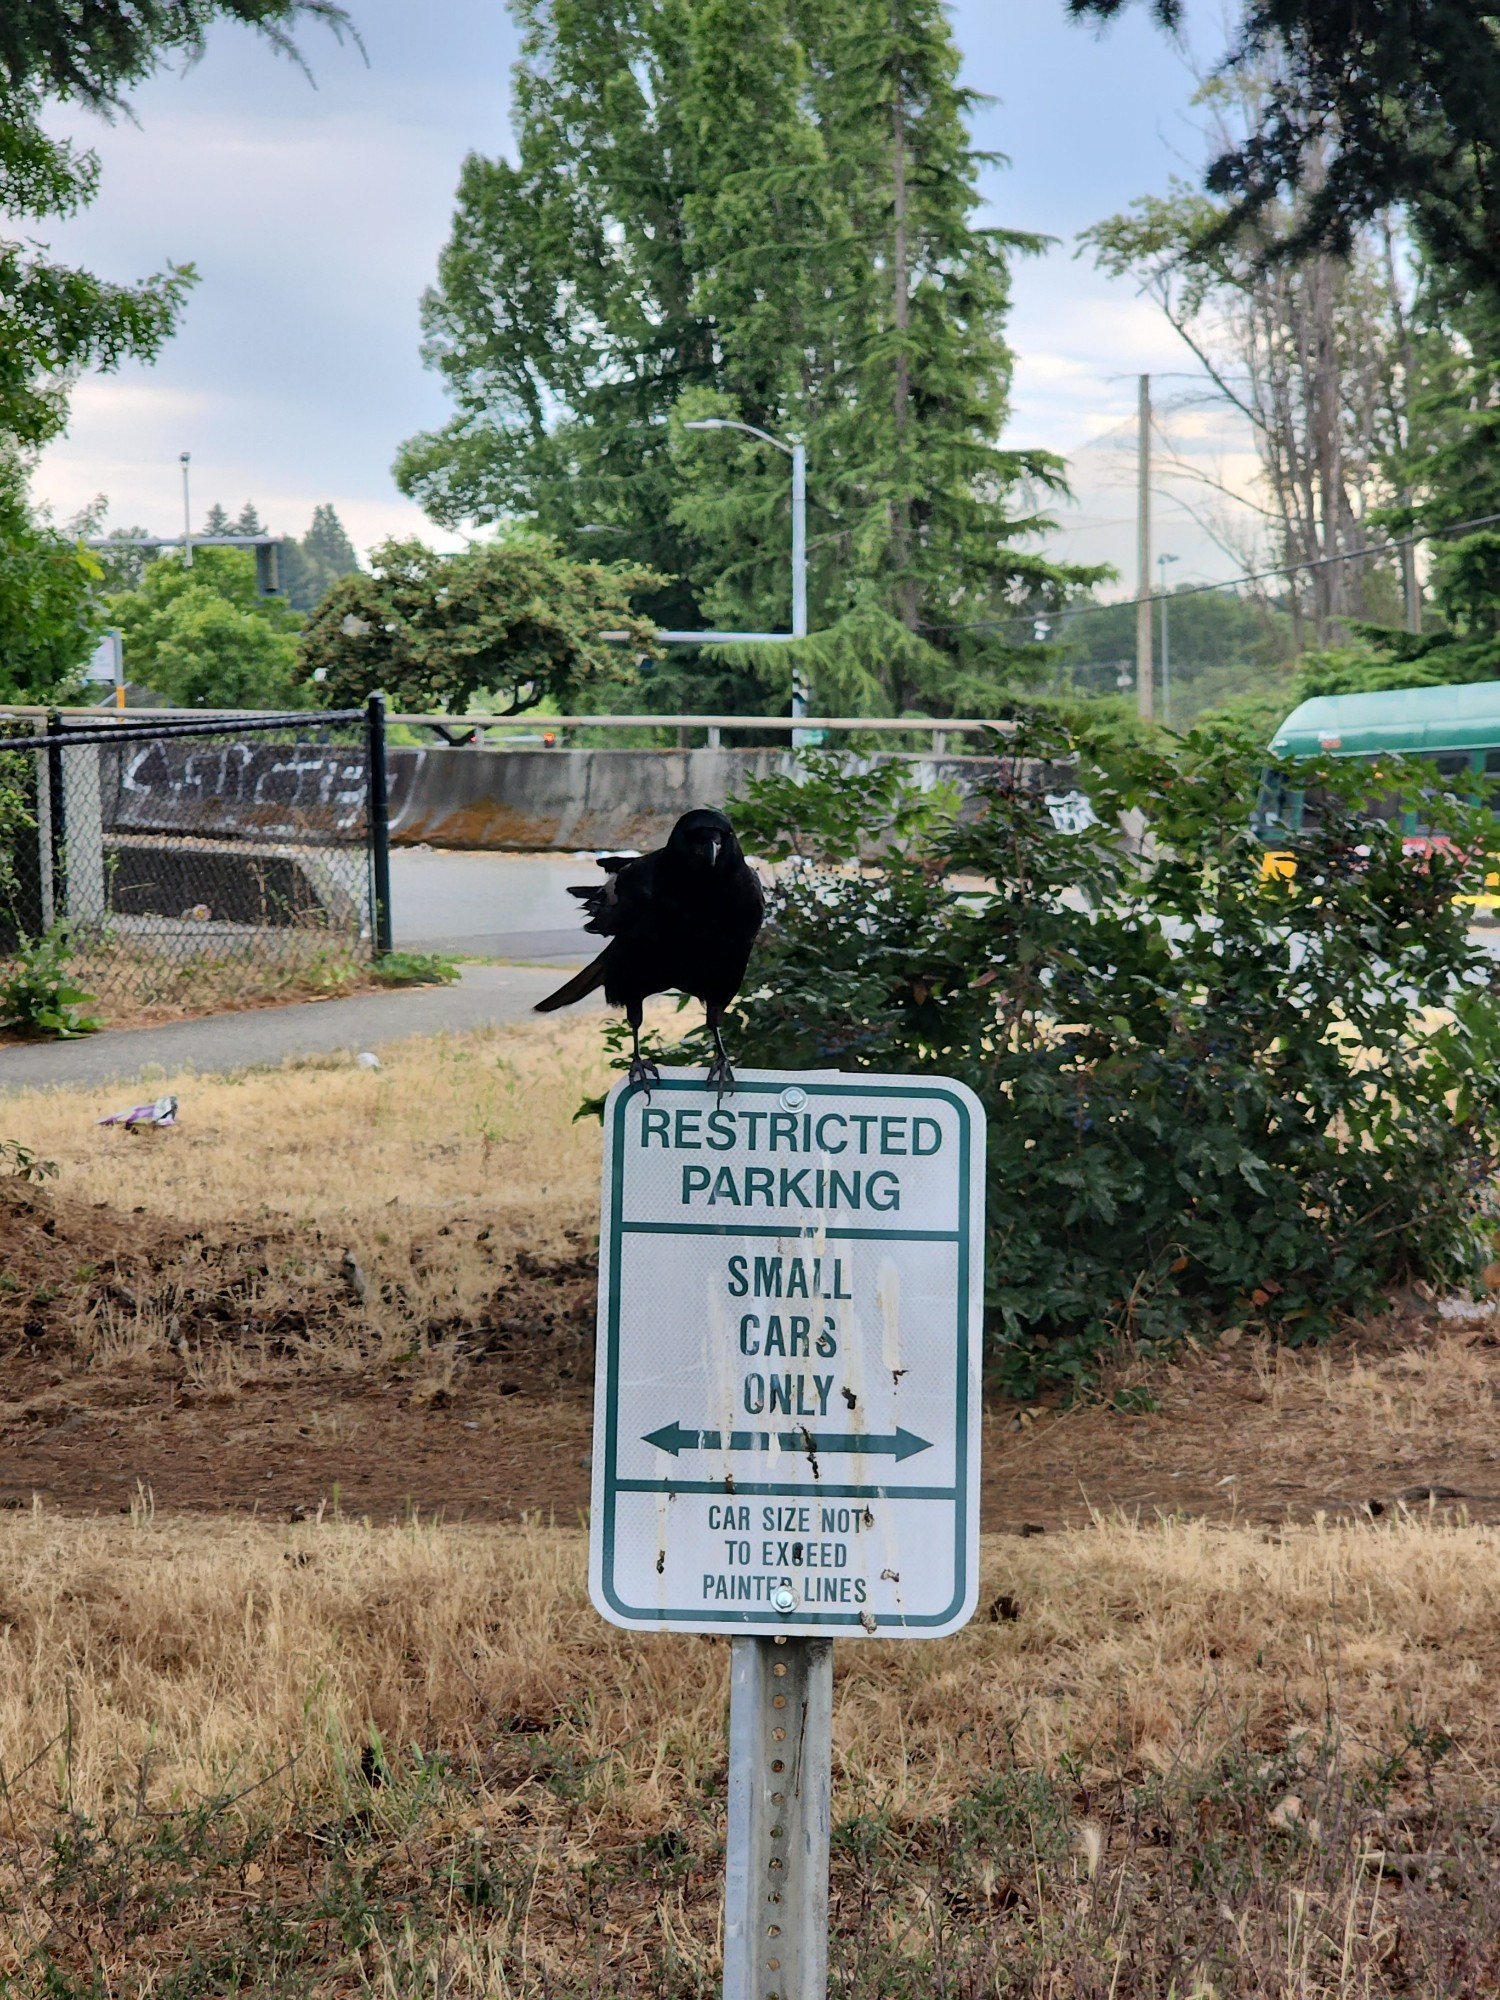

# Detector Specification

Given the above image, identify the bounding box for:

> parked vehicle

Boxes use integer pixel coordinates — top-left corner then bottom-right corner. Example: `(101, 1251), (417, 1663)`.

(1254, 681), (1500, 918)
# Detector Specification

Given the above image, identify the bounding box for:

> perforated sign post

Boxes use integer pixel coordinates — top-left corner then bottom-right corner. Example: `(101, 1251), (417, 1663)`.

(588, 1068), (985, 2000)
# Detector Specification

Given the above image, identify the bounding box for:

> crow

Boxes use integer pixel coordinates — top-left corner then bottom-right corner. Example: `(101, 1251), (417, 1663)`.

(534, 808), (764, 1093)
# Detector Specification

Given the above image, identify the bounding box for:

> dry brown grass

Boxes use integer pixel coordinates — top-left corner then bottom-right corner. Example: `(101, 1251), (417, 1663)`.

(2, 1509), (1494, 1833)
(2, 1507), (1499, 1993)
(0, 1012), (608, 1238)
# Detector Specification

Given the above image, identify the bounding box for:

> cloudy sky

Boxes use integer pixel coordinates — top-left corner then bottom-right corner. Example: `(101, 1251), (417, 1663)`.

(32, 0), (1257, 597)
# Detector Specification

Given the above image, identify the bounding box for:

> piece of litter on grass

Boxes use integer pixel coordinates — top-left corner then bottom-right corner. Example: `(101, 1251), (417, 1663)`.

(1436, 1296), (1498, 1320)
(98, 1094), (178, 1130)
(357, 1051), (381, 1070)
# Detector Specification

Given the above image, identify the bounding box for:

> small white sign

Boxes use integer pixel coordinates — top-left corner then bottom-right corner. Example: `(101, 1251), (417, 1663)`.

(84, 628), (123, 686)
(588, 1069), (985, 1638)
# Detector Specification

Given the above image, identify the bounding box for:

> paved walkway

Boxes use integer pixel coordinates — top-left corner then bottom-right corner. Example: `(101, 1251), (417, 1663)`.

(0, 963), (594, 1095)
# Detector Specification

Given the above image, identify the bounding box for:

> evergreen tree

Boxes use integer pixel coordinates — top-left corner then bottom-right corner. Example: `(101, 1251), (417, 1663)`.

(202, 502), (233, 535)
(397, 0), (1098, 717)
(232, 501), (265, 537)
(302, 502), (357, 576)
(282, 502), (361, 610)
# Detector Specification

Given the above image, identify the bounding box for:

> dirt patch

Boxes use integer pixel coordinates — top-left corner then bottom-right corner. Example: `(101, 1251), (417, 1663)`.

(7, 1179), (1500, 1529)
(0, 1180), (598, 1520)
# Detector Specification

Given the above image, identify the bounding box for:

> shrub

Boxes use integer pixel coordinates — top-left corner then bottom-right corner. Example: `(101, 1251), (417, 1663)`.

(1, 926), (101, 1039)
(616, 727), (1500, 1395)
(373, 950), (461, 986)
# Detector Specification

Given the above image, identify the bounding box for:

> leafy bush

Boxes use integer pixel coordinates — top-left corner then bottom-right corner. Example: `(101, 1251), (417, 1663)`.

(619, 726), (1500, 1395)
(0, 1138), (58, 1182)
(373, 950), (461, 987)
(0, 927), (101, 1039)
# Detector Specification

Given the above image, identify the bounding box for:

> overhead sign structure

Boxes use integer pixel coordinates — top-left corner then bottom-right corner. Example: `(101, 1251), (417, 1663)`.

(588, 1069), (985, 1639)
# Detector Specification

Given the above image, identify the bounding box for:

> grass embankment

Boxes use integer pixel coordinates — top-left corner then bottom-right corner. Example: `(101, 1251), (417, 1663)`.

(0, 1015), (608, 1386)
(1, 1509), (1498, 1995)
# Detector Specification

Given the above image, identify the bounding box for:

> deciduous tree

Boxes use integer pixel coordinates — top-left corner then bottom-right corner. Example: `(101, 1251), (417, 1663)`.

(108, 547), (303, 708)
(1067, 1), (1500, 299)
(296, 535), (662, 715)
(0, 458), (105, 701)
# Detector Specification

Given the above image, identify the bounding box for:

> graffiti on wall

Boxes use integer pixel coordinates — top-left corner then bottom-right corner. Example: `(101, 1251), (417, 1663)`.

(109, 740), (369, 842)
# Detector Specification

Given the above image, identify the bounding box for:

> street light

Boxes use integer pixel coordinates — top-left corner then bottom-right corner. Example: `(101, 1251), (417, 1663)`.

(179, 451), (192, 569)
(1157, 552), (1179, 724)
(683, 417), (808, 720)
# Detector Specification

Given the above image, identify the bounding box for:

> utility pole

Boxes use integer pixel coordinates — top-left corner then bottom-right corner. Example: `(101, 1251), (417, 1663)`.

(180, 451), (193, 568)
(1135, 375), (1153, 724)
(791, 440), (808, 725)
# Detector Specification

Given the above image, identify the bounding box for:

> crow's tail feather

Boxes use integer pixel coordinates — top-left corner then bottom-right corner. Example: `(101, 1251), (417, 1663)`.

(534, 950), (610, 1014)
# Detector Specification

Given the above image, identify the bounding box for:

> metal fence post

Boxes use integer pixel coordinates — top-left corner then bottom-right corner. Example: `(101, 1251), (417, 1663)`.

(365, 691), (394, 958)
(724, 1636), (833, 2000)
(45, 710), (66, 932)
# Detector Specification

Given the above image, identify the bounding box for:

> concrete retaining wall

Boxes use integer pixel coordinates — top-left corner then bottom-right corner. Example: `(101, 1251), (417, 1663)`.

(86, 736), (1051, 856)
(386, 745), (1006, 851)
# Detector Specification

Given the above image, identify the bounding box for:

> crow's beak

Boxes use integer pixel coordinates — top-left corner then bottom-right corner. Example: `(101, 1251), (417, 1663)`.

(709, 836), (722, 867)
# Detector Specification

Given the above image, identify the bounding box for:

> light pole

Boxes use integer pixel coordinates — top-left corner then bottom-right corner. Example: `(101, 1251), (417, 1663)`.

(683, 418), (808, 717)
(1157, 552), (1179, 724)
(180, 451), (193, 569)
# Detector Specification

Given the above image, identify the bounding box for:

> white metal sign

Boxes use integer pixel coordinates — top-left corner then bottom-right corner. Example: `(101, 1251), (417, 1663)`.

(588, 1069), (985, 1638)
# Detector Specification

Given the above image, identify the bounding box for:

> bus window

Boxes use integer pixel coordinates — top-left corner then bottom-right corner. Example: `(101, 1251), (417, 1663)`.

(1410, 749), (1478, 834)
(1254, 771), (1299, 835)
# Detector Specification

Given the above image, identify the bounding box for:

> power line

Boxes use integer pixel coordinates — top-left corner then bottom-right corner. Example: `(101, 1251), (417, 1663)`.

(927, 508), (1500, 639)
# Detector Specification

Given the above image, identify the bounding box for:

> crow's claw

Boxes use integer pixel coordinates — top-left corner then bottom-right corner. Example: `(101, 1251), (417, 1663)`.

(705, 1054), (737, 1101)
(627, 1054), (661, 1096)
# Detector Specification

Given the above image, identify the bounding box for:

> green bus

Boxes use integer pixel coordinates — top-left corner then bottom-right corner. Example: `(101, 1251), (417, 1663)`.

(1255, 680), (1500, 916)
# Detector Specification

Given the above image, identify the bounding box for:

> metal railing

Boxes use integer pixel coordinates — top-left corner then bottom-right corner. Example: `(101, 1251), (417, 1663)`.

(387, 713), (1015, 753)
(0, 704), (1017, 755)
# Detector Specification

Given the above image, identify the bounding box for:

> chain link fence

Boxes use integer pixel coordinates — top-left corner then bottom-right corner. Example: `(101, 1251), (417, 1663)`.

(0, 706), (391, 1024)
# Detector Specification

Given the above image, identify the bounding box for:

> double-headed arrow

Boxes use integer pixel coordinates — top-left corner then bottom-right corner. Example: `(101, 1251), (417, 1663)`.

(643, 1419), (932, 1463)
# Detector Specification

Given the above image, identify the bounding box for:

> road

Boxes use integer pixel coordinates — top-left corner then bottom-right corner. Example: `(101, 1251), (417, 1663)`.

(389, 847), (598, 962)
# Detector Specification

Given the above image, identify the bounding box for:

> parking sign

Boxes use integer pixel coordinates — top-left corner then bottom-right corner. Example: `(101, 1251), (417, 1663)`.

(588, 1069), (985, 1638)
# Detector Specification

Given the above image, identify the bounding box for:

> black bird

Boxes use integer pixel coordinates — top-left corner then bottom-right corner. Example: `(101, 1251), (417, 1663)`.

(534, 808), (764, 1093)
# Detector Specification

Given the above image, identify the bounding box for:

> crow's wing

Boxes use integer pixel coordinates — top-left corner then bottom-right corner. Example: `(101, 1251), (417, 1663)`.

(566, 850), (659, 937)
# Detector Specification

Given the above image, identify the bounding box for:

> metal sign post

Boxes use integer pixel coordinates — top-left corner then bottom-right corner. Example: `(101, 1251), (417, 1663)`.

(589, 1068), (985, 2000)
(724, 1636), (832, 2000)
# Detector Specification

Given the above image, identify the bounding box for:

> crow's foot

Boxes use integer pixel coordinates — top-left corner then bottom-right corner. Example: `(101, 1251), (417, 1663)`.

(705, 1053), (737, 1100)
(627, 1053), (661, 1095)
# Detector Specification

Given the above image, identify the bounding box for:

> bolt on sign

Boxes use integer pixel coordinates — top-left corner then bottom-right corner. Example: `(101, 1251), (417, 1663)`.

(588, 1069), (985, 1638)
